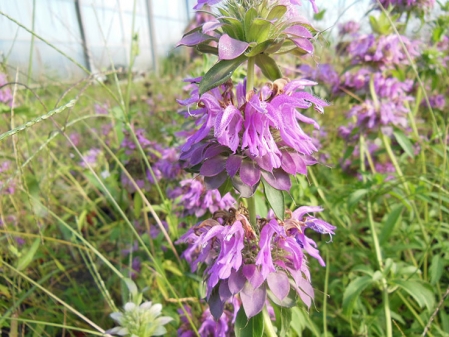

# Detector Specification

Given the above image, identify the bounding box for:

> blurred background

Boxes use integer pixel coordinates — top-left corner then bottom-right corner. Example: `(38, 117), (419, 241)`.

(0, 0), (371, 82)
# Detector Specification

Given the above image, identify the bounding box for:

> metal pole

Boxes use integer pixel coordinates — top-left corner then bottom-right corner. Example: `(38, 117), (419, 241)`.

(74, 0), (93, 72)
(145, 0), (158, 73)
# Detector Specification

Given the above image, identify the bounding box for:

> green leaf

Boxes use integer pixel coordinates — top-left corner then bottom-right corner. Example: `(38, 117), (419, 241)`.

(123, 278), (138, 298)
(196, 43), (218, 55)
(218, 177), (233, 196)
(393, 129), (415, 158)
(393, 280), (435, 311)
(235, 307), (264, 337)
(348, 189), (369, 209)
(262, 178), (284, 220)
(247, 18), (273, 43)
(272, 305), (292, 337)
(313, 9), (326, 21)
(199, 55), (247, 95)
(343, 275), (373, 316)
(255, 54), (282, 81)
(379, 205), (404, 245)
(429, 254), (444, 285)
(266, 5), (287, 21)
(244, 8), (258, 40)
(245, 39), (275, 57)
(133, 193), (143, 218)
(17, 238), (40, 271)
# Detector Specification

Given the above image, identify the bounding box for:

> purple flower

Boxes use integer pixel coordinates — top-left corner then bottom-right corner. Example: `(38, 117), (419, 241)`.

(180, 0), (318, 59)
(339, 21), (360, 36)
(299, 64), (340, 90)
(347, 34), (420, 69)
(424, 94), (446, 110)
(178, 78), (328, 195)
(94, 103), (109, 115)
(0, 73), (13, 106)
(169, 178), (236, 217)
(177, 205), (335, 319)
(80, 148), (101, 168)
(376, 0), (435, 10)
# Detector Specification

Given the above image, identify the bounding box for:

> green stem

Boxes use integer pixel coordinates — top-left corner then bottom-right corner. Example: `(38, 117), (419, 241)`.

(362, 136), (392, 337)
(247, 196), (257, 228)
(380, 132), (429, 247)
(247, 57), (255, 94)
(263, 308), (277, 337)
(323, 247), (329, 337)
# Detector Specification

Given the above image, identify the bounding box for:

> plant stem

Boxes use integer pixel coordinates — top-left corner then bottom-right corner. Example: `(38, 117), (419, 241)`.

(247, 196), (257, 228)
(247, 57), (255, 94)
(263, 308), (277, 337)
(362, 135), (392, 337)
(323, 247), (329, 337)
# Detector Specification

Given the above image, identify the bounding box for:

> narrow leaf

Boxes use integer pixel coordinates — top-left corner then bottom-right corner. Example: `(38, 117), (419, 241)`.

(429, 255), (444, 285)
(255, 54), (282, 81)
(379, 205), (404, 245)
(393, 279), (435, 311)
(17, 238), (40, 271)
(342, 276), (373, 317)
(199, 55), (247, 95)
(262, 178), (284, 220)
(393, 129), (415, 158)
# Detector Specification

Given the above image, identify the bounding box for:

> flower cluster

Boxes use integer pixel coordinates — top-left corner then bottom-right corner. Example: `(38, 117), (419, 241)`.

(177, 206), (335, 319)
(376, 0), (435, 10)
(347, 34), (420, 69)
(177, 302), (238, 337)
(345, 72), (413, 132)
(178, 78), (328, 196)
(120, 129), (182, 192)
(108, 301), (173, 337)
(338, 20), (360, 36)
(299, 64), (340, 90)
(168, 178), (236, 217)
(179, 0), (319, 66)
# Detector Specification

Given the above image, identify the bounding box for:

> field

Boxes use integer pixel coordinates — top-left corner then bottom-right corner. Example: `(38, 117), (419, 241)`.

(0, 1), (448, 336)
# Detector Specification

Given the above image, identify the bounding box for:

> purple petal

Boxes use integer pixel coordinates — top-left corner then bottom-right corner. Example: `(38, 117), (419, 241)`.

(281, 151), (297, 175)
(203, 20), (224, 33)
(240, 160), (261, 187)
(231, 175), (258, 198)
(242, 264), (265, 289)
(200, 156), (227, 177)
(204, 144), (230, 159)
(290, 37), (314, 54)
(240, 282), (267, 318)
(228, 268), (246, 294)
(218, 34), (249, 60)
(267, 271), (290, 301)
(177, 31), (215, 47)
(289, 153), (307, 175)
(219, 280), (232, 302)
(208, 288), (225, 320)
(292, 206), (323, 220)
(204, 171), (228, 189)
(226, 155), (243, 177)
(284, 25), (313, 38)
(261, 169), (291, 191)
